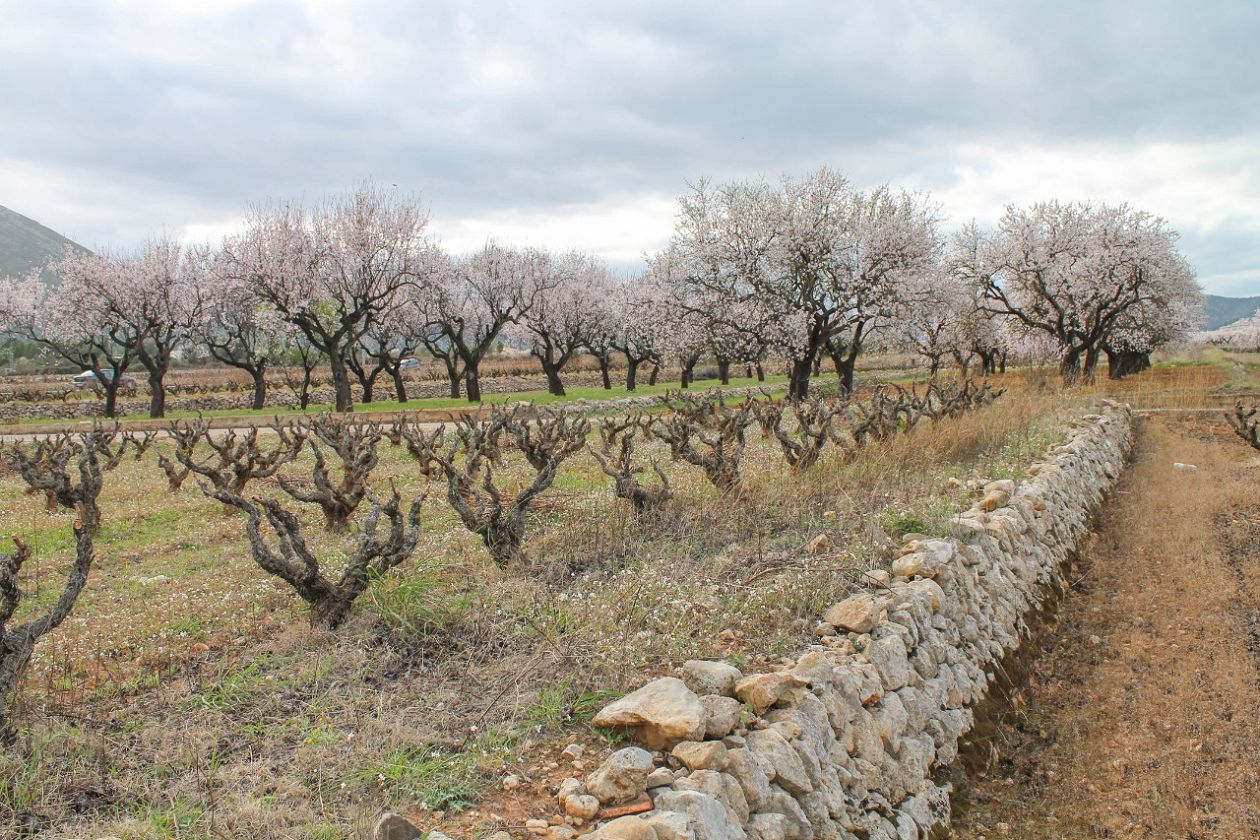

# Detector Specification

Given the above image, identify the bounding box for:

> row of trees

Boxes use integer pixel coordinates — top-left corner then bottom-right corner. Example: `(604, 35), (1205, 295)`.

(0, 175), (1202, 417)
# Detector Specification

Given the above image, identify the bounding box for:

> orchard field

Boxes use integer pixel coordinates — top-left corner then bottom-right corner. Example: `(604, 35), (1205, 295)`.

(1, 347), (1258, 839)
(1, 172), (1258, 839)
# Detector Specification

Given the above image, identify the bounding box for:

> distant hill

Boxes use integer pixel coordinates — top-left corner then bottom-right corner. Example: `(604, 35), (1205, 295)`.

(1204, 294), (1260, 331)
(0, 203), (89, 282)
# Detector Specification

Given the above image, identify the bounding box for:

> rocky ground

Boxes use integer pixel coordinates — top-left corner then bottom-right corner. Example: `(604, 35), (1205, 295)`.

(952, 415), (1260, 838)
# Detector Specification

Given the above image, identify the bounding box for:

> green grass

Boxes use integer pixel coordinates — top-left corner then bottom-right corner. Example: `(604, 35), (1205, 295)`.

(345, 746), (480, 811)
(3, 374), (796, 429)
(184, 653), (294, 711)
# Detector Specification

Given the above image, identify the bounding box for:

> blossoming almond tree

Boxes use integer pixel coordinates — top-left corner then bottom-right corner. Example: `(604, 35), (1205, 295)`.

(0, 252), (137, 417)
(671, 168), (940, 398)
(516, 251), (612, 397)
(956, 201), (1198, 384)
(225, 183), (429, 412)
(195, 247), (292, 410)
(116, 238), (206, 418)
(424, 242), (556, 402)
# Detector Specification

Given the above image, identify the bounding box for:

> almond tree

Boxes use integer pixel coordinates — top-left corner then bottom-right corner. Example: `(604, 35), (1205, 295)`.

(196, 248), (290, 410)
(611, 274), (666, 391)
(425, 243), (556, 402)
(1100, 268), (1202, 378)
(896, 269), (987, 377)
(348, 272), (435, 403)
(1201, 311), (1260, 351)
(517, 252), (611, 397)
(671, 169), (939, 398)
(226, 183), (429, 412)
(581, 284), (622, 390)
(955, 202), (1197, 384)
(116, 239), (206, 418)
(0, 255), (136, 418)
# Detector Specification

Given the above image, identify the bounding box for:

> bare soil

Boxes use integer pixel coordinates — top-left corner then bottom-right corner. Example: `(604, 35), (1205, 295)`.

(952, 416), (1260, 838)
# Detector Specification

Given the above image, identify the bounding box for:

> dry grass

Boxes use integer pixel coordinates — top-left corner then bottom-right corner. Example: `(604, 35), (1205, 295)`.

(0, 375), (1076, 839)
(0, 359), (1240, 839)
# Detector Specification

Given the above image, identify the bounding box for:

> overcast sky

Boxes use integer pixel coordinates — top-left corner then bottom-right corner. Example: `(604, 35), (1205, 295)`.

(2, 0), (1258, 294)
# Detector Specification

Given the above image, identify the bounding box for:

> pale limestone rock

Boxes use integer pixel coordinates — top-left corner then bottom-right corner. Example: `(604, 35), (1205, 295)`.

(745, 728), (813, 797)
(680, 660), (743, 697)
(590, 815), (657, 840)
(734, 672), (806, 713)
(823, 594), (879, 633)
(672, 739), (729, 771)
(585, 747), (655, 804)
(653, 789), (747, 840)
(593, 678), (707, 749)
(698, 693), (742, 738)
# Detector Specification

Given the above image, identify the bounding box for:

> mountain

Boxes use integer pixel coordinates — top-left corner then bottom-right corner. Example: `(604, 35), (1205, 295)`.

(0, 203), (89, 282)
(1204, 294), (1260, 331)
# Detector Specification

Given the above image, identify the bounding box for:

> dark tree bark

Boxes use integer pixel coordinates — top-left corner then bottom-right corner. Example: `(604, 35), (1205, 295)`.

(278, 417), (381, 532)
(209, 487), (423, 629)
(1105, 347), (1152, 379)
(0, 431), (108, 739)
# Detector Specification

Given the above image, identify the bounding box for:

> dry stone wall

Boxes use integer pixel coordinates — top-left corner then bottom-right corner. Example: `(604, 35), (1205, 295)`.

(429, 402), (1134, 840)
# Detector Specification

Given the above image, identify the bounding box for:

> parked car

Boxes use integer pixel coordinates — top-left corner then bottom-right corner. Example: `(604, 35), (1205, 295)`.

(398, 358), (421, 371)
(72, 370), (136, 390)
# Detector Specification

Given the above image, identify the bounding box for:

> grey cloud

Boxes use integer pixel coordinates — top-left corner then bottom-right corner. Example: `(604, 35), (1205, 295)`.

(1, 0), (1258, 293)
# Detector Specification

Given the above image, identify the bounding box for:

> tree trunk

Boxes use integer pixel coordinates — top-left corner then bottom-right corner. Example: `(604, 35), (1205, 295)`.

(542, 362), (566, 397)
(1106, 348), (1152, 380)
(680, 359), (695, 389)
(102, 379), (120, 418)
(300, 366), (314, 410)
(447, 367), (461, 398)
(789, 356), (813, 400)
(250, 367), (267, 410)
(308, 591), (355, 630)
(1082, 345), (1101, 383)
(1059, 349), (1083, 385)
(836, 357), (856, 396)
(146, 367), (167, 418)
(466, 364), (482, 402)
(755, 362), (765, 382)
(648, 363), (659, 386)
(599, 355), (612, 390)
(328, 351), (354, 412)
(717, 360), (730, 385)
(626, 358), (640, 391)
(391, 367), (408, 402)
(829, 348), (857, 396)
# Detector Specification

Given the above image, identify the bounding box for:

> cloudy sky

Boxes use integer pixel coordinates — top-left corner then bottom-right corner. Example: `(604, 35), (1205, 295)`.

(2, 0), (1258, 294)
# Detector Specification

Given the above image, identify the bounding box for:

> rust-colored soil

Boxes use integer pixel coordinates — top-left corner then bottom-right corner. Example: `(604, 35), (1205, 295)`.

(953, 417), (1260, 839)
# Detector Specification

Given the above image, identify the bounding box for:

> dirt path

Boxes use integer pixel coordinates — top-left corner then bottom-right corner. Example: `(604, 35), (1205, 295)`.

(952, 417), (1260, 839)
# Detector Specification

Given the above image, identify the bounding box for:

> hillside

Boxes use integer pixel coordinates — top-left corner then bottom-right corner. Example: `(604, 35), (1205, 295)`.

(0, 203), (88, 281)
(1205, 294), (1260, 330)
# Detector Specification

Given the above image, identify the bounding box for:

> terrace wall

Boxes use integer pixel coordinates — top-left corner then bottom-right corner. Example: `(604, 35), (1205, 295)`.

(517, 401), (1135, 840)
